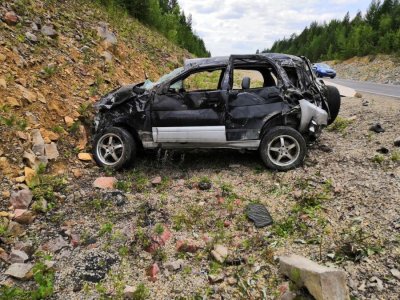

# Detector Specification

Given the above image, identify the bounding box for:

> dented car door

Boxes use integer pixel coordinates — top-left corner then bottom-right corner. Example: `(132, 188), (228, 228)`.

(151, 68), (226, 143)
(224, 56), (285, 141)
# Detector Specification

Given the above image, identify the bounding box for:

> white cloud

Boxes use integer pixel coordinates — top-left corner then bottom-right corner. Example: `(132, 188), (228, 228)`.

(178, 0), (371, 56)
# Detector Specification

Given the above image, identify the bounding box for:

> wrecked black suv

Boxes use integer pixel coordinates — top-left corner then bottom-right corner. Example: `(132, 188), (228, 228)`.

(93, 53), (340, 171)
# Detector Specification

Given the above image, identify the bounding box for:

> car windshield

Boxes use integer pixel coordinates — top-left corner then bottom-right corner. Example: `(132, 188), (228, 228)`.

(317, 63), (331, 69)
(142, 67), (184, 90)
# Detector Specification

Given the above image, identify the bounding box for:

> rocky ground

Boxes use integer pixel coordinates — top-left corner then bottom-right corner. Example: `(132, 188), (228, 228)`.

(325, 55), (400, 85)
(1, 90), (400, 299)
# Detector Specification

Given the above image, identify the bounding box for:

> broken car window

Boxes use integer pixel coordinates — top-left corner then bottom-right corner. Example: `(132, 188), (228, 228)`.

(143, 67), (184, 90)
(182, 69), (222, 92)
(233, 70), (264, 89)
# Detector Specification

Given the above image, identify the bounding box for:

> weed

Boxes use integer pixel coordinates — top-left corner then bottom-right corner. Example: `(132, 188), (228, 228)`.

(52, 125), (64, 134)
(0, 219), (8, 237)
(327, 116), (353, 133)
(68, 121), (80, 135)
(0, 256), (55, 299)
(272, 216), (297, 238)
(220, 182), (234, 196)
(153, 248), (167, 262)
(99, 222), (113, 236)
(78, 102), (93, 121)
(199, 176), (211, 184)
(172, 212), (191, 230)
(116, 180), (132, 192)
(42, 65), (58, 79)
(391, 150), (400, 162)
(209, 261), (222, 274)
(335, 226), (383, 262)
(154, 223), (164, 235)
(372, 154), (385, 164)
(131, 283), (150, 300)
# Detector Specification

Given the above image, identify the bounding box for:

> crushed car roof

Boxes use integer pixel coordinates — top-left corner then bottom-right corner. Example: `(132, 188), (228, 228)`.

(184, 53), (304, 70)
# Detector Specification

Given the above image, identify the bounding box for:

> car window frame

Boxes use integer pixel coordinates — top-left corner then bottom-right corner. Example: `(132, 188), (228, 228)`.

(168, 66), (226, 93)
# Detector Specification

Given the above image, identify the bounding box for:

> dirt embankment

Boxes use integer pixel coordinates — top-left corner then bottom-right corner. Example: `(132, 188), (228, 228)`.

(325, 55), (400, 85)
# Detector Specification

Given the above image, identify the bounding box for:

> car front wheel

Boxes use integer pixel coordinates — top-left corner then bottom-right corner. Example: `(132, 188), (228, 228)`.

(259, 126), (306, 171)
(93, 127), (136, 170)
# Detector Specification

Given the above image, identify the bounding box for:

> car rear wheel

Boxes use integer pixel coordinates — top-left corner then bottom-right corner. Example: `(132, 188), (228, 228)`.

(325, 85), (341, 125)
(259, 126), (306, 171)
(93, 127), (136, 170)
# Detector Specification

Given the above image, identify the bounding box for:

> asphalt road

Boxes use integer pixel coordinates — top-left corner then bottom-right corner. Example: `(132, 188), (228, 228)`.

(324, 78), (400, 98)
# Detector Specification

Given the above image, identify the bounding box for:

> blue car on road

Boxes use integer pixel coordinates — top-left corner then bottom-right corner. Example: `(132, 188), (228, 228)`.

(312, 63), (336, 79)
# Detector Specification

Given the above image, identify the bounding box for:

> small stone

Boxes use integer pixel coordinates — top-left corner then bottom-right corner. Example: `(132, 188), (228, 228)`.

(5, 263), (33, 279)
(394, 137), (400, 147)
(5, 97), (21, 107)
(78, 153), (92, 161)
(4, 11), (18, 26)
(10, 189), (33, 209)
(293, 190), (302, 199)
(25, 32), (38, 42)
(227, 277), (237, 285)
(72, 169), (82, 178)
(147, 263), (160, 282)
(165, 259), (183, 272)
(223, 220), (231, 227)
(7, 221), (24, 237)
(93, 177), (117, 189)
(279, 254), (350, 300)
(9, 249), (29, 263)
(13, 209), (35, 224)
(390, 269), (400, 280)
(211, 244), (228, 263)
(24, 167), (38, 186)
(101, 51), (113, 63)
(45, 143), (59, 160)
(31, 129), (45, 156)
(151, 176), (162, 185)
(41, 236), (68, 253)
(281, 291), (297, 300)
(123, 286), (135, 299)
(198, 182), (212, 190)
(369, 123), (385, 133)
(16, 131), (28, 140)
(0, 78), (6, 89)
(14, 241), (34, 256)
(41, 25), (57, 37)
(176, 240), (199, 253)
(208, 273), (225, 284)
(376, 147), (389, 154)
(2, 191), (11, 199)
(64, 116), (74, 127)
(71, 234), (80, 247)
(369, 276), (384, 291)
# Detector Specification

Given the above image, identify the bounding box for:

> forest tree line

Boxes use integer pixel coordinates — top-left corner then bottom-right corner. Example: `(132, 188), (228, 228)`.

(264, 0), (400, 62)
(97, 0), (211, 57)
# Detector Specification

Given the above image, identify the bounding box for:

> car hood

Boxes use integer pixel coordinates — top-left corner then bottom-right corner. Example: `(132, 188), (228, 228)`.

(95, 82), (148, 111)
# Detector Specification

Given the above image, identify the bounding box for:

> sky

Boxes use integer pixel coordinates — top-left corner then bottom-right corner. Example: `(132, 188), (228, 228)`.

(178, 0), (372, 56)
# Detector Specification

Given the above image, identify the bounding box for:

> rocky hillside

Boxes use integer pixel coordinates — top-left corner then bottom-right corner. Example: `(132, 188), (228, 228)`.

(0, 0), (190, 178)
(325, 55), (400, 85)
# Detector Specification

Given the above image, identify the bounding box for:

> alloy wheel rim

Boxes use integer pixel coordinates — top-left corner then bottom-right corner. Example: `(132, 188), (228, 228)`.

(96, 133), (125, 166)
(267, 135), (300, 167)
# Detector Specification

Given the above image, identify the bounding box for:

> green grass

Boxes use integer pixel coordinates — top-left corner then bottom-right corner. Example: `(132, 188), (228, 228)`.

(327, 116), (353, 133)
(372, 154), (385, 164)
(391, 150), (400, 162)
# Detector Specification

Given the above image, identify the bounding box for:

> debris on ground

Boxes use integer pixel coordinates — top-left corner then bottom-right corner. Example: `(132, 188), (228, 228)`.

(279, 254), (350, 300)
(246, 203), (273, 227)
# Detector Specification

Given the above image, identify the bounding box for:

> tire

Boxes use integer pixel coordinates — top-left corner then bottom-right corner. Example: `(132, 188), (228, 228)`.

(93, 127), (136, 170)
(259, 126), (307, 171)
(325, 85), (341, 125)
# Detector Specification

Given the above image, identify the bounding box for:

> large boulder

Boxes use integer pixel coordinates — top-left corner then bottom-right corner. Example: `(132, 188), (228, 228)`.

(279, 254), (350, 300)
